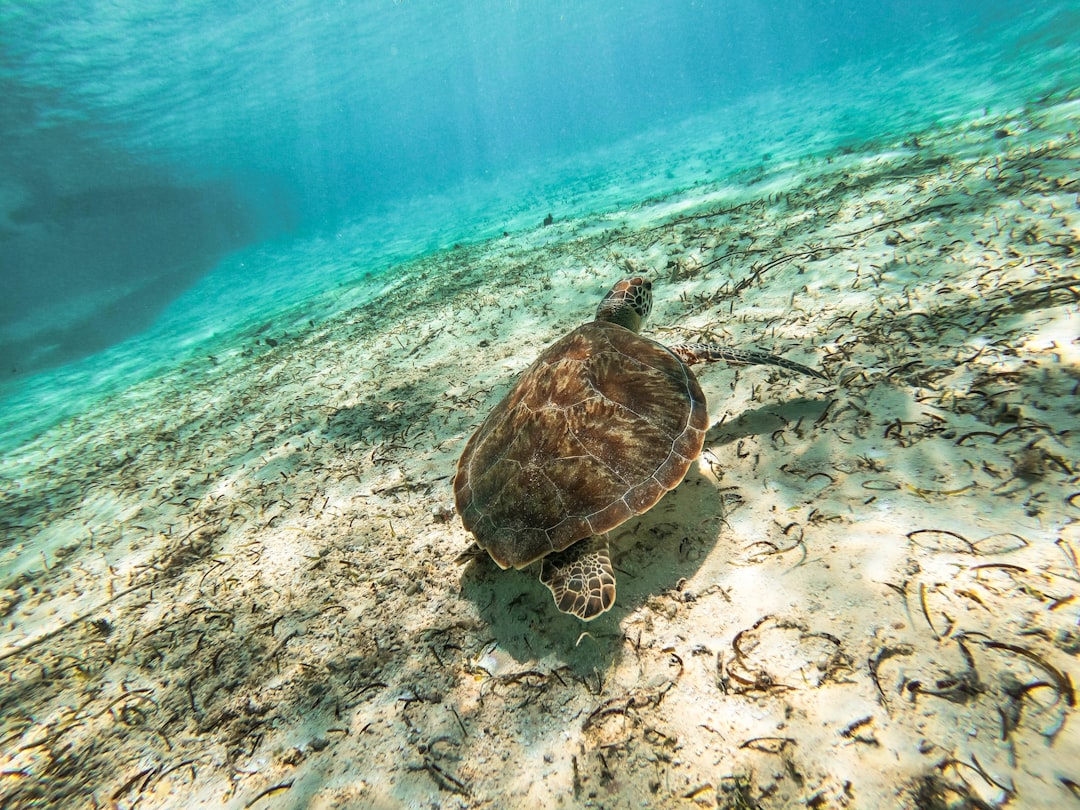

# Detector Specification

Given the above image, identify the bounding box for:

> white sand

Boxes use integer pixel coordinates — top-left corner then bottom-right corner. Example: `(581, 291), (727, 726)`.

(1, 98), (1078, 809)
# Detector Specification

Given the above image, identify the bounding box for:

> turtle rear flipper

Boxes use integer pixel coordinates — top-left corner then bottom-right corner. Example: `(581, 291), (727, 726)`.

(669, 343), (826, 380)
(540, 534), (616, 620)
(454, 542), (488, 566)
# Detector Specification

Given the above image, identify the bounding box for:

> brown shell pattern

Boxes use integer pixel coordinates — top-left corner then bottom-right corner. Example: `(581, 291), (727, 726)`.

(454, 319), (707, 569)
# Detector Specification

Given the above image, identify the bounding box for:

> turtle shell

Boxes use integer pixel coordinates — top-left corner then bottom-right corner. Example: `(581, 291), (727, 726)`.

(454, 319), (708, 569)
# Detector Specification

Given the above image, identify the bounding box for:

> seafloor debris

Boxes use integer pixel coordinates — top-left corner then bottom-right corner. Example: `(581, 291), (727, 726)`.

(1, 96), (1078, 809)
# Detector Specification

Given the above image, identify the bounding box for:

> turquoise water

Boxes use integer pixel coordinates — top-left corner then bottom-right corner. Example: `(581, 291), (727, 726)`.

(2, 5), (1080, 807)
(1, 2), (1077, 451)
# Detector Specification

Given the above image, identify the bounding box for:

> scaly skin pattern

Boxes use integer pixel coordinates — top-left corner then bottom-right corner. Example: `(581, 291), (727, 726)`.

(668, 343), (827, 379)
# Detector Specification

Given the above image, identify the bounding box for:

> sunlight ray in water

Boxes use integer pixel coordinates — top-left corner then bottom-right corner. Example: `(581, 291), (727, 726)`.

(1, 2), (1078, 808)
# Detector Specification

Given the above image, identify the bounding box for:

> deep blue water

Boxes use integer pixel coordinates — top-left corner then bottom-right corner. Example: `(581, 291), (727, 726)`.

(0, 0), (1077, 447)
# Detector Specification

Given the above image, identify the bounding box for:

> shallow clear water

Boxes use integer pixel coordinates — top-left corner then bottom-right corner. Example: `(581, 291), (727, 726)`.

(2, 1), (1077, 448)
(1, 4), (1079, 809)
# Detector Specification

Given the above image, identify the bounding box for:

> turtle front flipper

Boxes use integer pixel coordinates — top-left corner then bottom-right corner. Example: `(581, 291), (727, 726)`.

(540, 534), (616, 620)
(668, 343), (826, 380)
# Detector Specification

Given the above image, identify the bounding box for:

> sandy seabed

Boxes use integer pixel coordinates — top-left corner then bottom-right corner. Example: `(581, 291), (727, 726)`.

(1, 96), (1078, 809)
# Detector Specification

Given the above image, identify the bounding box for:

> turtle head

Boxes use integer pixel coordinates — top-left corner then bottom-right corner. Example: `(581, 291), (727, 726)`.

(595, 277), (653, 333)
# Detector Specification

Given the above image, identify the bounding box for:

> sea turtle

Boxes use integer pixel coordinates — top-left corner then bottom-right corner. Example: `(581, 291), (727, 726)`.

(454, 277), (825, 620)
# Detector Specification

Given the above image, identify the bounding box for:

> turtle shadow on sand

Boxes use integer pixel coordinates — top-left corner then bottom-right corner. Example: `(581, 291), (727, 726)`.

(457, 463), (726, 672)
(708, 395), (833, 445)
(456, 394), (833, 675)
(452, 275), (829, 675)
